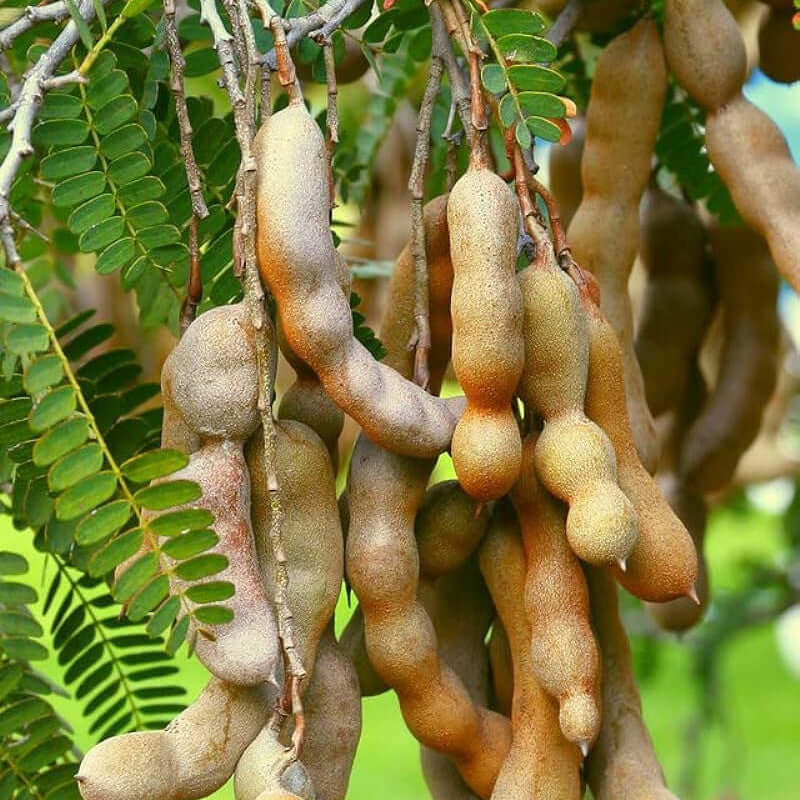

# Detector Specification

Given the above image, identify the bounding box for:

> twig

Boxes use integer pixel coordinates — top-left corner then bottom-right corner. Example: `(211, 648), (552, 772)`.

(0, 1), (70, 52)
(180, 215), (202, 335)
(430, 2), (471, 142)
(546, 0), (583, 48)
(323, 41), (338, 210)
(270, 15), (302, 105)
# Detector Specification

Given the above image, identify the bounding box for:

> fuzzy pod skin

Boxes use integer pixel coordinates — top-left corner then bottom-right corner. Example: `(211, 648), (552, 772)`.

(511, 438), (601, 750)
(585, 567), (680, 800)
(488, 621), (513, 718)
(76, 680), (273, 800)
(479, 505), (583, 800)
(346, 434), (511, 799)
(583, 287), (699, 602)
(518, 261), (637, 567)
(636, 186), (716, 418)
(567, 19), (666, 472)
(448, 167), (524, 502)
(759, 7), (800, 84)
(339, 607), (388, 697)
(301, 626), (362, 800)
(254, 103), (461, 458)
(678, 223), (780, 493)
(415, 480), (490, 580)
(547, 116), (585, 231)
(247, 419), (344, 688)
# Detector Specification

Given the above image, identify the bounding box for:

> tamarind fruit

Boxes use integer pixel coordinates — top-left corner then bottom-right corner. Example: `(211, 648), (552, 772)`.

(255, 101), (462, 458)
(759, 7), (800, 84)
(479, 504), (583, 799)
(547, 116), (584, 231)
(581, 279), (699, 602)
(585, 567), (680, 800)
(678, 223), (779, 493)
(447, 165), (524, 501)
(511, 437), (601, 750)
(339, 606), (388, 697)
(77, 679), (274, 800)
(518, 258), (638, 567)
(635, 185), (716, 418)
(567, 19), (666, 473)
(488, 621), (513, 718)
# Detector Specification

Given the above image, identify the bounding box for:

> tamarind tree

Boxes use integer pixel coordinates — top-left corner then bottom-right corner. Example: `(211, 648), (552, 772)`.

(2, 0), (800, 799)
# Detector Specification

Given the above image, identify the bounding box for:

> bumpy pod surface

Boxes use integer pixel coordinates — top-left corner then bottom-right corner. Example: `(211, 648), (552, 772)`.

(678, 223), (779, 493)
(759, 8), (800, 84)
(636, 186), (716, 417)
(488, 621), (513, 717)
(583, 288), (699, 602)
(235, 726), (314, 800)
(77, 680), (273, 800)
(511, 438), (601, 749)
(567, 19), (666, 472)
(255, 102), (460, 458)
(518, 262), (637, 567)
(448, 167), (524, 501)
(247, 419), (344, 686)
(479, 506), (583, 800)
(585, 568), (680, 800)
(547, 116), (584, 231)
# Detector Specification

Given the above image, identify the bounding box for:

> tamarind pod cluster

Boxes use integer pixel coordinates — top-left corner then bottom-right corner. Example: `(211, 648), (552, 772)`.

(346, 434), (511, 798)
(518, 261), (638, 567)
(585, 567), (680, 800)
(487, 621), (513, 718)
(77, 680), (274, 800)
(339, 607), (388, 697)
(254, 102), (461, 458)
(678, 223), (779, 493)
(511, 437), (601, 749)
(287, 626), (362, 800)
(758, 7), (800, 84)
(635, 186), (716, 418)
(547, 116), (584, 231)
(567, 19), (666, 474)
(479, 505), (583, 799)
(582, 284), (699, 602)
(448, 166), (524, 501)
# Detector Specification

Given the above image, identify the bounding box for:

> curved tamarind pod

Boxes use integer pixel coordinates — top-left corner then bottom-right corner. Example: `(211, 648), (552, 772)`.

(235, 727), (315, 800)
(581, 283), (699, 602)
(547, 116), (584, 231)
(678, 223), (779, 493)
(759, 8), (800, 84)
(511, 438), (601, 749)
(346, 434), (511, 798)
(585, 567), (680, 800)
(247, 419), (344, 686)
(255, 102), (461, 458)
(479, 505), (583, 799)
(636, 186), (716, 418)
(415, 480), (490, 579)
(567, 19), (666, 472)
(448, 165), (524, 501)
(488, 621), (513, 718)
(300, 625), (362, 800)
(518, 261), (638, 567)
(76, 680), (273, 800)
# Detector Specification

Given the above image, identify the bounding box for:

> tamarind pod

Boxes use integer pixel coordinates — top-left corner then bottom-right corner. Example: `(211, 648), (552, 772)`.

(732, 433), (800, 487)
(547, 117), (584, 231)
(511, 438), (601, 749)
(488, 620), (513, 718)
(448, 166), (524, 501)
(636, 186), (716, 417)
(346, 434), (511, 798)
(758, 8), (800, 84)
(339, 607), (388, 697)
(255, 103), (461, 458)
(415, 480), (490, 580)
(479, 505), (583, 799)
(646, 477), (709, 632)
(247, 419), (344, 687)
(678, 222), (780, 493)
(581, 284), (699, 602)
(76, 679), (273, 800)
(518, 261), (638, 567)
(567, 19), (666, 472)
(585, 567), (680, 800)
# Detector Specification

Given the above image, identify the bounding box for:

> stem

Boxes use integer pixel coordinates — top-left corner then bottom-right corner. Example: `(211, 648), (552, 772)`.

(323, 40), (338, 210)
(77, 12), (126, 75)
(546, 0), (583, 48)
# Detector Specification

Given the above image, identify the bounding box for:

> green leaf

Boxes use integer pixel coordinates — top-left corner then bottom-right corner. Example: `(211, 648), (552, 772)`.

(173, 553), (227, 580)
(127, 201), (168, 229)
(48, 442), (104, 492)
(0, 698), (50, 737)
(165, 614), (189, 655)
(7, 323), (49, 354)
(518, 91), (566, 119)
(0, 552), (27, 575)
(29, 386), (76, 432)
(39, 92), (84, 120)
(0, 610), (43, 636)
(161, 529), (218, 560)
(134, 480), (202, 511)
(74, 499), (131, 545)
(109, 152), (151, 184)
(498, 93), (518, 127)
(35, 419), (91, 471)
(101, 124), (148, 160)
(65, 0), (94, 49)
(113, 552), (158, 603)
(62, 323), (114, 360)
(127, 575), (169, 621)
(68, 194), (115, 235)
(481, 64), (506, 95)
(146, 596), (180, 636)
(0, 268), (24, 295)
(193, 605), (233, 625)
(121, 449), (188, 483)
(24, 354), (63, 396)
(119, 176), (165, 205)
(88, 526), (144, 577)
(507, 64), (565, 93)
(148, 508), (214, 537)
(33, 119), (90, 147)
(526, 115), (562, 143)
(18, 735), (72, 770)
(79, 216), (125, 253)
(136, 224), (182, 249)
(0, 582), (38, 606)
(516, 122), (532, 149)
(87, 69), (129, 109)
(184, 48), (220, 78)
(121, 0), (156, 19)
(51, 172), (106, 208)
(482, 9), (546, 37)
(56, 471), (117, 520)
(0, 291), (36, 323)
(0, 637), (49, 661)
(496, 33), (557, 64)
(40, 146), (98, 180)
(185, 580), (234, 603)
(0, 398), (32, 424)
(0, 664), (24, 701)
(94, 95), (138, 135)
(0, 420), (32, 447)
(96, 238), (136, 275)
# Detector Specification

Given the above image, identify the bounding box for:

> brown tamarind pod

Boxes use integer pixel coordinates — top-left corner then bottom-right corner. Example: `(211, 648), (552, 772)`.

(636, 186), (716, 418)
(300, 625), (362, 800)
(511, 437), (601, 750)
(76, 679), (274, 800)
(255, 102), (461, 458)
(567, 19), (666, 472)
(759, 7), (800, 84)
(479, 504), (583, 799)
(448, 165), (524, 502)
(339, 607), (388, 697)
(585, 567), (680, 800)
(547, 116), (584, 232)
(581, 281), (699, 602)
(518, 259), (638, 567)
(678, 223), (779, 493)
(488, 620), (513, 718)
